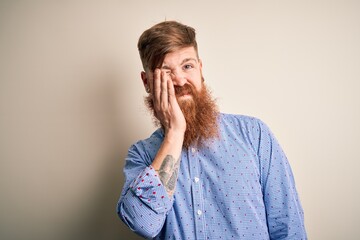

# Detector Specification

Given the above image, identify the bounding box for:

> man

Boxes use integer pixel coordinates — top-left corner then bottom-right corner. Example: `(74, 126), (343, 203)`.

(117, 21), (307, 239)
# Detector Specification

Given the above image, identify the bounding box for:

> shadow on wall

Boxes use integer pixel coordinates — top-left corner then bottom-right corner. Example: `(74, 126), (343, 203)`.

(64, 64), (144, 240)
(74, 153), (143, 240)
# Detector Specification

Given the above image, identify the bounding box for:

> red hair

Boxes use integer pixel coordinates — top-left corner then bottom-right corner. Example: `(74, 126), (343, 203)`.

(138, 21), (198, 70)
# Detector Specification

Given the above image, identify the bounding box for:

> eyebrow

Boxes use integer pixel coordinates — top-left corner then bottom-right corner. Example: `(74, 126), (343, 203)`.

(161, 58), (198, 69)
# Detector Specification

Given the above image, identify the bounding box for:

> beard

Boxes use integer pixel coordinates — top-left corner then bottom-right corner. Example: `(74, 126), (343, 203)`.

(145, 82), (219, 148)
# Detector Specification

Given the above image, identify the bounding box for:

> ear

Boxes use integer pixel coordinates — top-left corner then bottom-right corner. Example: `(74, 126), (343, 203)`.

(198, 59), (204, 81)
(141, 71), (149, 92)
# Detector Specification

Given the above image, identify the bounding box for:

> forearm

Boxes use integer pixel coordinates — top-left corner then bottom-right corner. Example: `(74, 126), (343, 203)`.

(118, 188), (167, 238)
(117, 166), (173, 238)
(151, 130), (184, 197)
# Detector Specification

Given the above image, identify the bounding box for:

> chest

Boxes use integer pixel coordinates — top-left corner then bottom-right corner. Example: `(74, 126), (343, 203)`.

(177, 137), (262, 200)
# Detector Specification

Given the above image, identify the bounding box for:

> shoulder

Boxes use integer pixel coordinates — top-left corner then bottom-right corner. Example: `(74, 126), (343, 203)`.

(132, 128), (164, 151)
(127, 128), (164, 165)
(218, 112), (273, 145)
(219, 112), (267, 130)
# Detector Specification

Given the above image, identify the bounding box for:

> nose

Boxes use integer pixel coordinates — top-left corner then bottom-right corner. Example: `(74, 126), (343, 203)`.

(170, 71), (186, 86)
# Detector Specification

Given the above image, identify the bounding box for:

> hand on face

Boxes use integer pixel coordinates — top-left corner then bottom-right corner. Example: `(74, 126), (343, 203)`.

(149, 69), (186, 135)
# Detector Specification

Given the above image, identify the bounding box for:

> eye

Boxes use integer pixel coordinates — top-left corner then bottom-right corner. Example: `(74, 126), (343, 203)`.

(183, 64), (193, 70)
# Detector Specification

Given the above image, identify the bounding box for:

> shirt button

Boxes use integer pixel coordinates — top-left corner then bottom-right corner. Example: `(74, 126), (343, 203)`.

(191, 147), (196, 153)
(197, 210), (202, 215)
(194, 177), (200, 183)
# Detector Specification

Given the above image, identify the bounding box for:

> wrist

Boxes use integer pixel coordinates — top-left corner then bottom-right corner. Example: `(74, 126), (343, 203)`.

(164, 129), (185, 143)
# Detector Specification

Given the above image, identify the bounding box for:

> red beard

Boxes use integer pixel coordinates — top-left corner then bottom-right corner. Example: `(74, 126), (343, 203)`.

(145, 83), (219, 148)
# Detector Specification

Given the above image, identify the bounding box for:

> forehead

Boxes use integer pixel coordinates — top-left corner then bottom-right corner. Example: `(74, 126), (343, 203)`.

(162, 47), (198, 66)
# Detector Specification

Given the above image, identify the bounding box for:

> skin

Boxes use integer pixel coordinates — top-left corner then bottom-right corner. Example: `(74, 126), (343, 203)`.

(140, 46), (203, 196)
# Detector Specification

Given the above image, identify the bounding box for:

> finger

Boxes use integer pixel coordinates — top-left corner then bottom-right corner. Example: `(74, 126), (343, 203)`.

(160, 70), (168, 109)
(167, 78), (177, 104)
(148, 70), (154, 94)
(153, 69), (161, 106)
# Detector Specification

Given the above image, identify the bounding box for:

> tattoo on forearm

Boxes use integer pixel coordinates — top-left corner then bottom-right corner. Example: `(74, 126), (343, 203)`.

(157, 155), (180, 195)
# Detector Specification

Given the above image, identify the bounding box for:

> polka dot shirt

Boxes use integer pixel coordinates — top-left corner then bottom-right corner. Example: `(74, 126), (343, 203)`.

(117, 113), (307, 239)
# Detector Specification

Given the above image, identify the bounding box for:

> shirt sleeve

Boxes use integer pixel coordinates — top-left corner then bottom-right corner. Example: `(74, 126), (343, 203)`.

(253, 119), (307, 239)
(116, 143), (174, 238)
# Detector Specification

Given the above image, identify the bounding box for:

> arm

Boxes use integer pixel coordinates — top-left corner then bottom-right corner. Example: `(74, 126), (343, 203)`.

(149, 69), (185, 197)
(117, 155), (172, 238)
(117, 69), (185, 238)
(254, 119), (307, 239)
(151, 130), (183, 197)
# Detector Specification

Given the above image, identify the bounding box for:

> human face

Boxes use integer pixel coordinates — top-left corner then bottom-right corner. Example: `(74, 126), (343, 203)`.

(142, 46), (203, 101)
(161, 46), (203, 92)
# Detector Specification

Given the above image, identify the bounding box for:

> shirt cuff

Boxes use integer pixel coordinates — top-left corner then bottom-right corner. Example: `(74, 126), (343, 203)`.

(130, 166), (173, 214)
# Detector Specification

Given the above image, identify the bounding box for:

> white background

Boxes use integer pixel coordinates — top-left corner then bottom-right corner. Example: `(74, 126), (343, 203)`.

(0, 1), (359, 239)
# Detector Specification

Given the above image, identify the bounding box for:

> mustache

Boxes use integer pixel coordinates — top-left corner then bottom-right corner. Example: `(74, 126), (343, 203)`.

(174, 84), (193, 96)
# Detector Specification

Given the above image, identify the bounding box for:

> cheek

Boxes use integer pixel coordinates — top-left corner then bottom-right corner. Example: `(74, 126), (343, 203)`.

(195, 83), (202, 92)
(188, 73), (203, 91)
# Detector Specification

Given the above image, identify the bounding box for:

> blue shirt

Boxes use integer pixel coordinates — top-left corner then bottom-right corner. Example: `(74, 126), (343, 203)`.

(117, 113), (307, 239)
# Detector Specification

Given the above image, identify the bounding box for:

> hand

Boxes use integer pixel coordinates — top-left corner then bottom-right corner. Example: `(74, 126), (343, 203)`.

(149, 69), (186, 136)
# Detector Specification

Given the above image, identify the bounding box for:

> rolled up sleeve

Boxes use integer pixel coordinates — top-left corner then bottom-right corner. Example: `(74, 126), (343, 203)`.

(117, 143), (173, 238)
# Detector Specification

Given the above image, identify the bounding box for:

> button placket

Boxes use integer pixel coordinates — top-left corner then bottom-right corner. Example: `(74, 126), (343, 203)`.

(191, 147), (196, 153)
(188, 147), (205, 239)
(188, 146), (206, 239)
